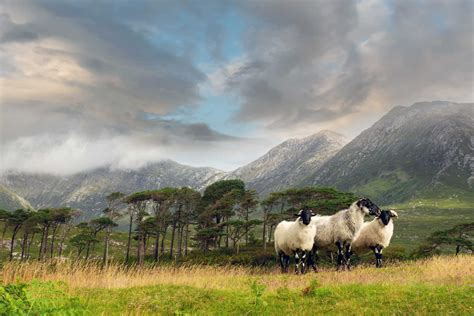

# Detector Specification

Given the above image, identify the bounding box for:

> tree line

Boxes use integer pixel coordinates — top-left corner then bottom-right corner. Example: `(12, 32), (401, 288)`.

(0, 180), (362, 266)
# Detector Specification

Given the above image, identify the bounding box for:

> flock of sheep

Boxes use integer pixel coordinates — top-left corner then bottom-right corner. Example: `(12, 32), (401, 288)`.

(274, 198), (398, 274)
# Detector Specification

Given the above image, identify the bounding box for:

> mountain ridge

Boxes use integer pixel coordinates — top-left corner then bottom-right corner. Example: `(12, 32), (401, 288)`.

(1, 100), (472, 216)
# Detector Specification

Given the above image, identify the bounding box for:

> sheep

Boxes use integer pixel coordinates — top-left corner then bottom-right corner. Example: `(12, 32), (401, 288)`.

(307, 198), (381, 271)
(352, 210), (398, 268)
(274, 208), (316, 274)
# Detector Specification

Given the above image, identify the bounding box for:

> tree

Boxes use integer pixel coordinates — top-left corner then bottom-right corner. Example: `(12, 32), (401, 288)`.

(0, 209), (10, 253)
(177, 188), (200, 257)
(36, 209), (53, 261)
(89, 217), (118, 266)
(196, 180), (245, 252)
(19, 213), (40, 261)
(49, 208), (74, 258)
(70, 233), (98, 259)
(415, 222), (474, 256)
(99, 192), (125, 266)
(148, 188), (176, 261)
(236, 190), (259, 245)
(6, 209), (30, 261)
(261, 193), (279, 250)
(124, 191), (152, 265)
(226, 219), (262, 253)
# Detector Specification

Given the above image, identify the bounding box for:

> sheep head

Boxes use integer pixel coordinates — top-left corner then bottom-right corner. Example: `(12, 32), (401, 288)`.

(356, 198), (381, 217)
(378, 210), (398, 225)
(294, 209), (315, 225)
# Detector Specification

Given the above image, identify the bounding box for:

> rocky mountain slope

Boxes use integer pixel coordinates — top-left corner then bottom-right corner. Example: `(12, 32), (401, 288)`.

(225, 130), (347, 195)
(309, 101), (473, 203)
(0, 184), (34, 211)
(1, 101), (472, 216)
(1, 160), (223, 218)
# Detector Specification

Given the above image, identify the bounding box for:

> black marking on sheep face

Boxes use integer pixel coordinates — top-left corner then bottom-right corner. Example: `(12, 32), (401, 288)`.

(295, 209), (313, 225)
(357, 198), (381, 217)
(379, 210), (391, 225)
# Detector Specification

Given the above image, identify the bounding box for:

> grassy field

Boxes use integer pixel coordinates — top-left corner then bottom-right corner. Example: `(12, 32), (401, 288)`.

(1, 256), (473, 315)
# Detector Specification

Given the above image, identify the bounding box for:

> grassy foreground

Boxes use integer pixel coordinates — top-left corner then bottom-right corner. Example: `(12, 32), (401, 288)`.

(1, 256), (473, 315)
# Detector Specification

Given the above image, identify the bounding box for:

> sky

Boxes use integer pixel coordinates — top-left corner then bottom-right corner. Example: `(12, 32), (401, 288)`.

(0, 0), (473, 174)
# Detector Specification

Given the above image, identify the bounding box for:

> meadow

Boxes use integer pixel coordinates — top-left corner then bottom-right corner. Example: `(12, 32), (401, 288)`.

(1, 255), (473, 315)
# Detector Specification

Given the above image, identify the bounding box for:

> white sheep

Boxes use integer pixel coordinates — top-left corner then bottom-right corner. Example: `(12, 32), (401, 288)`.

(352, 210), (398, 267)
(274, 209), (316, 274)
(307, 198), (381, 271)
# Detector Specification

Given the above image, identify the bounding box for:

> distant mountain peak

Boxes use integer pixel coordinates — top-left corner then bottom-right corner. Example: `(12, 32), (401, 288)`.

(225, 129), (346, 195)
(310, 101), (473, 203)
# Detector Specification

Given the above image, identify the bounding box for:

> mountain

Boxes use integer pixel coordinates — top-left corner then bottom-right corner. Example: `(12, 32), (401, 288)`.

(309, 101), (474, 204)
(0, 184), (34, 211)
(225, 130), (347, 195)
(0, 160), (223, 220)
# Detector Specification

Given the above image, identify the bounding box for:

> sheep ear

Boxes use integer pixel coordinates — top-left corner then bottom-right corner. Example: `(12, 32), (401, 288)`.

(389, 210), (398, 218)
(310, 210), (316, 216)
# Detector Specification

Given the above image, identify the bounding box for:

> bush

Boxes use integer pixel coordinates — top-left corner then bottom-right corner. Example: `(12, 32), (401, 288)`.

(0, 283), (30, 315)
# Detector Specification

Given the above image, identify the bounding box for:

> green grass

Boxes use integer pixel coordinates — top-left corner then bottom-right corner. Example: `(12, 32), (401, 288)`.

(7, 278), (473, 315)
(384, 207), (473, 251)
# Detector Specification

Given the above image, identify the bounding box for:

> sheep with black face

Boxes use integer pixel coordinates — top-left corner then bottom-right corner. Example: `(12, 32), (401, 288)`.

(352, 210), (398, 267)
(308, 198), (381, 271)
(274, 209), (316, 274)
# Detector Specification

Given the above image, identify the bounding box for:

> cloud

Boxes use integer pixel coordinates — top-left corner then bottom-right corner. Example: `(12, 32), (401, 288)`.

(215, 0), (473, 130)
(0, 0), (472, 174)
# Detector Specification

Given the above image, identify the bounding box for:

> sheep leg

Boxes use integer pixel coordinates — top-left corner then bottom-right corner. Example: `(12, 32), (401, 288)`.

(335, 241), (345, 271)
(300, 250), (308, 274)
(278, 251), (290, 273)
(374, 246), (383, 268)
(308, 247), (319, 273)
(294, 250), (301, 274)
(344, 244), (353, 270)
(284, 254), (290, 273)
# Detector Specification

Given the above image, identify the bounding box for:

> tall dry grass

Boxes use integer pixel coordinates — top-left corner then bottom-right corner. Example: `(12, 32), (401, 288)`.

(1, 255), (473, 291)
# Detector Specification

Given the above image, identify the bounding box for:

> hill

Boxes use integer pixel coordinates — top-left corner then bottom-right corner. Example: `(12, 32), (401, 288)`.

(309, 101), (473, 204)
(226, 130), (346, 195)
(0, 160), (223, 219)
(0, 184), (34, 211)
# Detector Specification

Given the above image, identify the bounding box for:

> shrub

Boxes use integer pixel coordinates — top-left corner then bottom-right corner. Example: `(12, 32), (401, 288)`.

(0, 283), (30, 315)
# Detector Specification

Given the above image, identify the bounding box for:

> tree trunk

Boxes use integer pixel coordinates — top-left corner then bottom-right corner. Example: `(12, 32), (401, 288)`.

(38, 226), (46, 261)
(177, 224), (184, 258)
(268, 224), (274, 243)
(154, 231), (160, 262)
(0, 223), (7, 252)
(170, 219), (177, 258)
(10, 225), (20, 261)
(50, 224), (59, 259)
(138, 233), (145, 266)
(262, 209), (267, 250)
(245, 207), (249, 245)
(20, 231), (28, 261)
(27, 232), (35, 260)
(184, 224), (189, 256)
(57, 226), (70, 258)
(102, 226), (110, 267)
(225, 220), (229, 248)
(40, 224), (50, 261)
(125, 212), (133, 263)
(160, 225), (167, 255)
